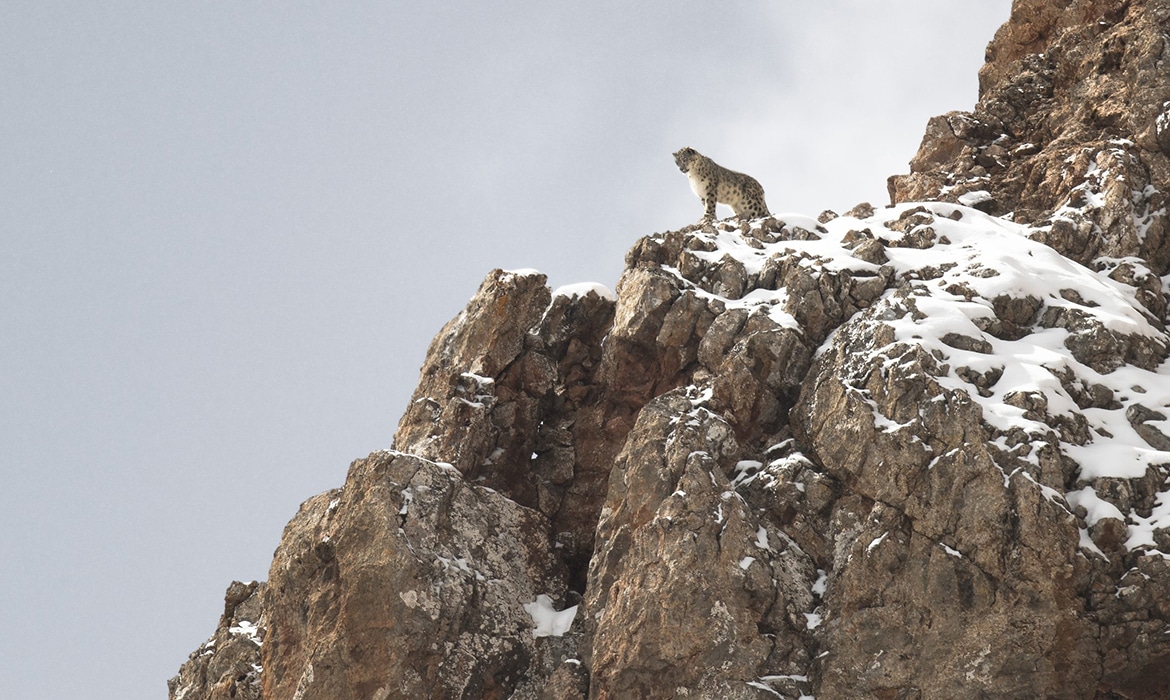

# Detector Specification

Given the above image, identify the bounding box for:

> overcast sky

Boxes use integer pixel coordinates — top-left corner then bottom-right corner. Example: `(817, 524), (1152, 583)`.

(0, 2), (1011, 697)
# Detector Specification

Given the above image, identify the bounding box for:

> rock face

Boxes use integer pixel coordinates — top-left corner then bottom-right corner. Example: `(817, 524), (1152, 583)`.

(889, 0), (1170, 276)
(172, 2), (1170, 698)
(169, 581), (265, 700)
(258, 451), (575, 700)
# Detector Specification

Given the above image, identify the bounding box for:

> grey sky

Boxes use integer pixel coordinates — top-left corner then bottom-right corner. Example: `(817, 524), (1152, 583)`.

(0, 2), (1010, 697)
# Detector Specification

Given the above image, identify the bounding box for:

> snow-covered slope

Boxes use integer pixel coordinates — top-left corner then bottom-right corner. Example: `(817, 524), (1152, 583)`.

(675, 203), (1170, 561)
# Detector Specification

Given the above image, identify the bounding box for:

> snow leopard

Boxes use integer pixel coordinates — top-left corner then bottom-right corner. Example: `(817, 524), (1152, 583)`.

(673, 147), (771, 222)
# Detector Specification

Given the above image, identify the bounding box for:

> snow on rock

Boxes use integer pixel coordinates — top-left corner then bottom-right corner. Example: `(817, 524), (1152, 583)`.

(622, 198), (1170, 698)
(865, 531), (889, 554)
(501, 267), (543, 278)
(811, 569), (828, 598)
(168, 581), (265, 700)
(186, 197), (1170, 699)
(553, 281), (616, 301)
(676, 204), (1170, 561)
(958, 190), (993, 207)
(522, 594), (579, 638)
(228, 620), (262, 645)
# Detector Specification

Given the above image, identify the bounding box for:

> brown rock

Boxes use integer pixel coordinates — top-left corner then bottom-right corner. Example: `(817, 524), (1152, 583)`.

(584, 390), (816, 699)
(260, 451), (574, 700)
(890, 0), (1170, 277)
(1127, 403), (1170, 450)
(541, 659), (590, 700)
(168, 581), (265, 700)
(792, 295), (1097, 697)
(390, 269), (618, 587)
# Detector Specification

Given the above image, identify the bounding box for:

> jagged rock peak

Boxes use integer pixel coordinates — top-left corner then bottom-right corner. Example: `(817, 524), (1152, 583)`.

(169, 581), (265, 700)
(890, 0), (1170, 274)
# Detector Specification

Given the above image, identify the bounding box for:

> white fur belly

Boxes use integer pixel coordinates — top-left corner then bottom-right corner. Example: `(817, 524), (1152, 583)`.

(687, 171), (709, 199)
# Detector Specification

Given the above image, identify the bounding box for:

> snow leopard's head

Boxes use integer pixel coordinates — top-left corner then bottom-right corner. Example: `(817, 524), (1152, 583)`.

(673, 147), (699, 173)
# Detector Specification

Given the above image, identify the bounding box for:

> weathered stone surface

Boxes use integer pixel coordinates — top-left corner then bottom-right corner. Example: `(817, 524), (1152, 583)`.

(392, 269), (616, 586)
(394, 270), (569, 506)
(168, 581), (265, 700)
(889, 0), (1170, 279)
(792, 293), (1098, 698)
(540, 659), (590, 700)
(584, 390), (816, 699)
(260, 450), (574, 700)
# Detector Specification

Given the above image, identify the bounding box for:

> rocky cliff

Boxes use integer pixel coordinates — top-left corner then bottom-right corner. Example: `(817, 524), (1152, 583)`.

(170, 1), (1170, 697)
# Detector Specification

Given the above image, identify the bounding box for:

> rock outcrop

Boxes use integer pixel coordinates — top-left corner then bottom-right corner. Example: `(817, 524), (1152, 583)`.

(169, 581), (265, 700)
(172, 1), (1170, 698)
(889, 0), (1170, 276)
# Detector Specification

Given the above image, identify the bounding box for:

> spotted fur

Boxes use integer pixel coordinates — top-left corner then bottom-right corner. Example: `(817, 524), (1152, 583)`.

(673, 147), (771, 222)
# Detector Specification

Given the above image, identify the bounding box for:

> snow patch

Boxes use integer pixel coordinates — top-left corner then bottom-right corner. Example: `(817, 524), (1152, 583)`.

(940, 543), (964, 558)
(811, 569), (828, 597)
(1066, 487), (1126, 527)
(958, 190), (992, 206)
(754, 526), (774, 552)
(553, 281), (615, 301)
(866, 532), (889, 554)
(229, 620), (262, 645)
(523, 594), (578, 638)
(502, 268), (542, 277)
